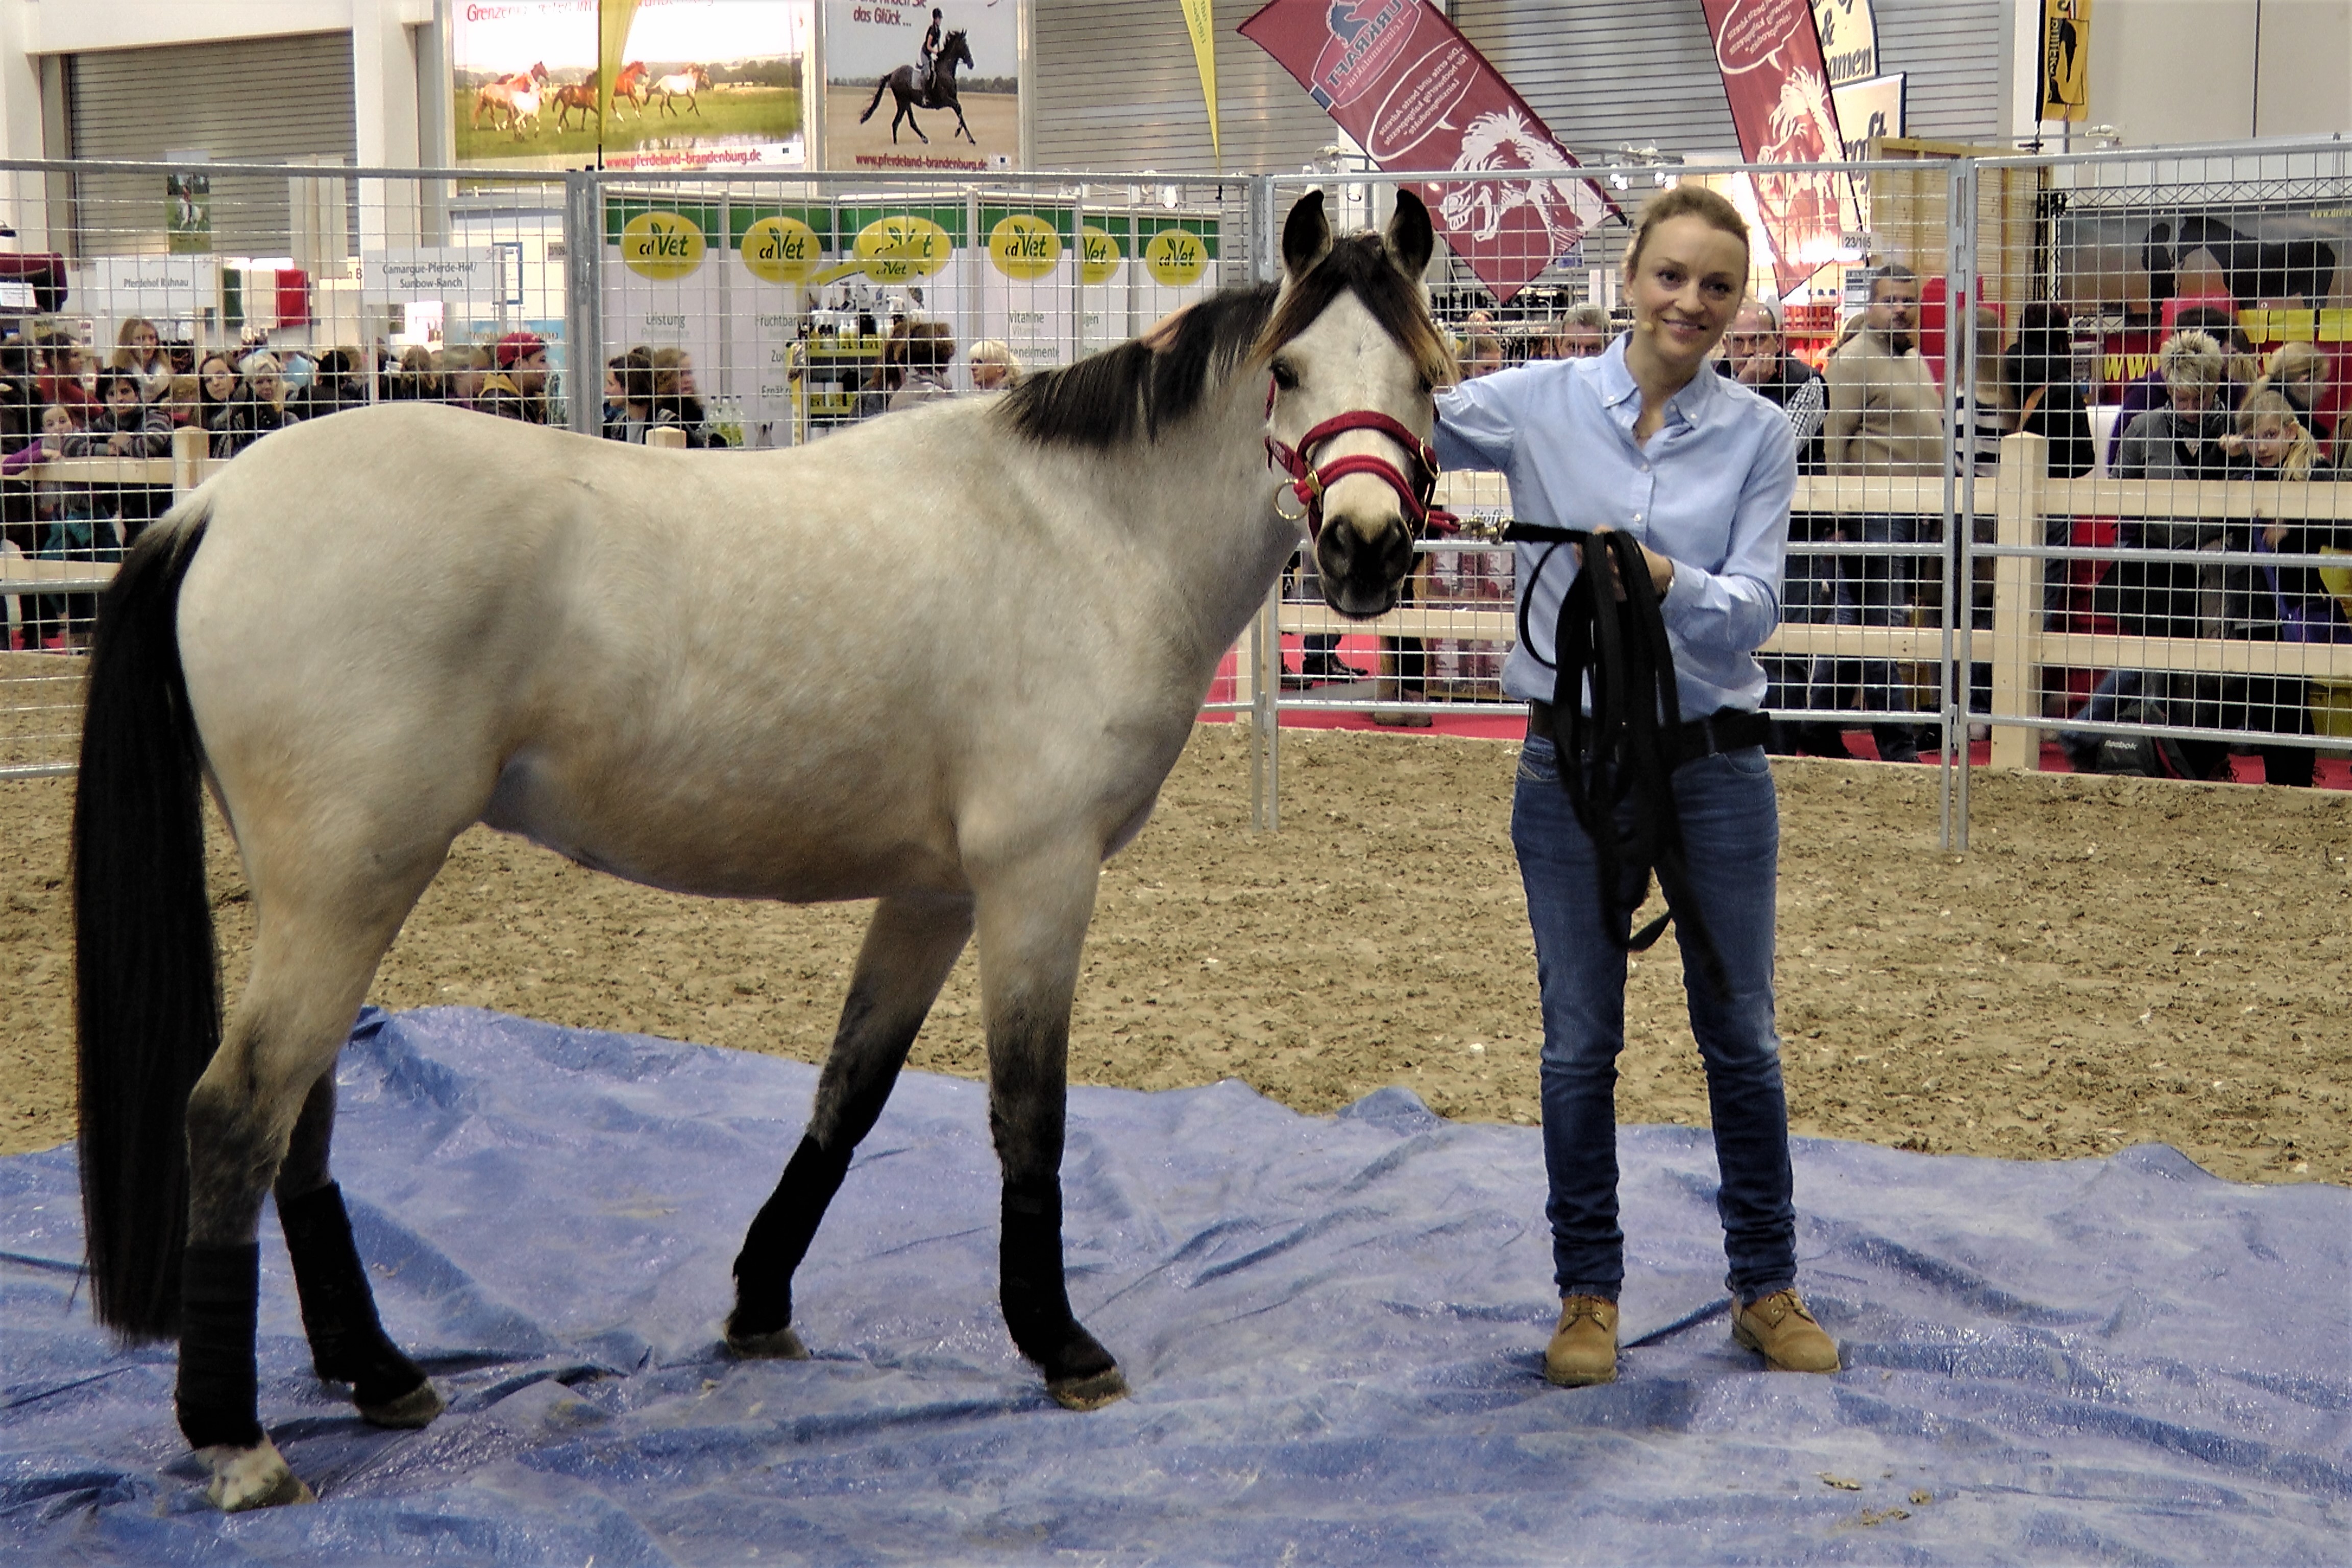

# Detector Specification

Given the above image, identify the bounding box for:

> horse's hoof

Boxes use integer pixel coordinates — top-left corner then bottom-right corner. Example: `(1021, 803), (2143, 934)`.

(1046, 1366), (1129, 1411)
(200, 1439), (316, 1512)
(359, 1379), (444, 1430)
(724, 1325), (810, 1360)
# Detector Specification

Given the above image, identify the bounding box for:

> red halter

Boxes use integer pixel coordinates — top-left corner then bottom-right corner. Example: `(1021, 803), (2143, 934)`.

(1264, 385), (1459, 541)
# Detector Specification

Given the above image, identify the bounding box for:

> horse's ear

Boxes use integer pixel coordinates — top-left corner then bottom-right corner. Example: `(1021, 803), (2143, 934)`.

(1282, 191), (1333, 283)
(1384, 190), (1434, 282)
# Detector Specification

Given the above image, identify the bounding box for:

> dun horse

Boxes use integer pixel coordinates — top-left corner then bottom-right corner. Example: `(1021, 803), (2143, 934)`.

(860, 28), (976, 145)
(74, 192), (1454, 1511)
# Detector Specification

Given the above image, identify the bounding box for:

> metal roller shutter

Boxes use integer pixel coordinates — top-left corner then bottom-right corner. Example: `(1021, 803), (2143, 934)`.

(64, 32), (358, 258)
(1452, 0), (2002, 156)
(1033, 1), (1334, 176)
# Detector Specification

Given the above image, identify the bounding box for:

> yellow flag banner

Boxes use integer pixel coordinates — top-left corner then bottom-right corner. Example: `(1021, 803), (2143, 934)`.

(599, 0), (644, 133)
(2040, 0), (2090, 122)
(1180, 0), (1221, 171)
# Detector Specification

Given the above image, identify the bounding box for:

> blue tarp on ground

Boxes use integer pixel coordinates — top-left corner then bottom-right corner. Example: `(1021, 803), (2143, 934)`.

(2, 1006), (2345, 1565)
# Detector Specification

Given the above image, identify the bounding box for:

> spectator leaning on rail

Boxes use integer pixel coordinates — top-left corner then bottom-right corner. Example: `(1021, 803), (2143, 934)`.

(1717, 300), (1833, 755)
(2103, 304), (2239, 473)
(601, 346), (657, 443)
(195, 352), (238, 430)
(2219, 390), (2340, 787)
(650, 347), (726, 446)
(2069, 330), (2233, 777)
(64, 370), (172, 460)
(1433, 182), (1839, 1390)
(1820, 263), (1942, 764)
(110, 317), (175, 405)
(213, 352), (300, 458)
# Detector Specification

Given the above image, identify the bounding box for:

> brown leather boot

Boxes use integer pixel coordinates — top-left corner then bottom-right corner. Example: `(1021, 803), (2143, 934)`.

(1544, 1295), (1619, 1386)
(1731, 1289), (1841, 1373)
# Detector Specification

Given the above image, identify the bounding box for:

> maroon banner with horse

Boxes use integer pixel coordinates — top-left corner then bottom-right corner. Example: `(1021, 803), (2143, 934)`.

(1699, 0), (1854, 297)
(1239, 0), (1616, 304)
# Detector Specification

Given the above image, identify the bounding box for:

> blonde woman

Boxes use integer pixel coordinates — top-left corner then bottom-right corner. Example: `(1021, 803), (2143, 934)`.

(2219, 390), (2336, 785)
(1436, 184), (1836, 1387)
(109, 317), (174, 404)
(967, 338), (1022, 391)
(213, 352), (299, 458)
(2262, 341), (2340, 459)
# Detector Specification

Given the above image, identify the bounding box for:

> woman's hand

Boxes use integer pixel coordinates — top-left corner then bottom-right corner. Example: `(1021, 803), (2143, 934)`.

(1579, 526), (1678, 599)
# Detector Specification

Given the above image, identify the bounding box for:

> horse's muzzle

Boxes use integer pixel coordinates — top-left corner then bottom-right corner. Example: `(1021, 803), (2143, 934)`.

(1315, 512), (1414, 619)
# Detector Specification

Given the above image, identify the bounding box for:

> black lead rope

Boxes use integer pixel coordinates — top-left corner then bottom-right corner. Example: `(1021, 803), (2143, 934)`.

(1504, 524), (1733, 1004)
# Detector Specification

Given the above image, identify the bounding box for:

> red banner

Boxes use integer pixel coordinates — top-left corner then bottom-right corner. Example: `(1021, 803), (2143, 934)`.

(1698, 0), (1853, 296)
(1239, 0), (1616, 304)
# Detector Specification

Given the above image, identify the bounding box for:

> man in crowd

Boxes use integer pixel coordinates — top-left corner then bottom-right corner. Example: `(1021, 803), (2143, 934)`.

(1545, 304), (1610, 360)
(65, 370), (172, 459)
(1719, 301), (1837, 753)
(1822, 264), (1943, 763)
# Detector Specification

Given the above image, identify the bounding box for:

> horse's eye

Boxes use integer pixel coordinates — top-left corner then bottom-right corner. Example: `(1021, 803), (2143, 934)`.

(1270, 360), (1300, 392)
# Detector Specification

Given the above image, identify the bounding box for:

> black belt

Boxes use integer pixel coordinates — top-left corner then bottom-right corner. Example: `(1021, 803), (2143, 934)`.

(1526, 700), (1770, 767)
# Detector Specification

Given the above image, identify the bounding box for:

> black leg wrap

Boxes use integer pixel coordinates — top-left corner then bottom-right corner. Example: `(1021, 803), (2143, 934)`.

(727, 1135), (852, 1340)
(178, 1242), (264, 1451)
(1000, 1187), (1115, 1384)
(278, 1183), (428, 1410)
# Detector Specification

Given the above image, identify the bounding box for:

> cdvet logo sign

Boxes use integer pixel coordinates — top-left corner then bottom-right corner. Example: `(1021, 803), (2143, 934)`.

(1143, 229), (1208, 286)
(1079, 224), (1123, 284)
(987, 214), (1063, 280)
(740, 215), (820, 285)
(620, 211), (706, 280)
(853, 215), (951, 283)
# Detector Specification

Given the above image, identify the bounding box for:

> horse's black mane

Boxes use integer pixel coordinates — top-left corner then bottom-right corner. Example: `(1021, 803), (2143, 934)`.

(998, 231), (1453, 451)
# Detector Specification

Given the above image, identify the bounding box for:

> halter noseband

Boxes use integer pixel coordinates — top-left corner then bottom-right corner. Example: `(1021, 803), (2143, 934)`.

(1264, 383), (1459, 541)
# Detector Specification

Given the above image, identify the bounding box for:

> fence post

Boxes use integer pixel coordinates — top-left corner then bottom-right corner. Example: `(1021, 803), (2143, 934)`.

(170, 423), (205, 500)
(1989, 430), (2048, 770)
(564, 170), (603, 437)
(646, 427), (688, 451)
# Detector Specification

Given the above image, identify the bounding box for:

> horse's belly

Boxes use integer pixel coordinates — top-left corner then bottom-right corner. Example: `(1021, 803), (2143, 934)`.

(481, 748), (963, 903)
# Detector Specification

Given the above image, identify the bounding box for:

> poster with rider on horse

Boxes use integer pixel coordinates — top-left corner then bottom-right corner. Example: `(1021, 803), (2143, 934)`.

(452, 0), (810, 172)
(822, 1), (1020, 172)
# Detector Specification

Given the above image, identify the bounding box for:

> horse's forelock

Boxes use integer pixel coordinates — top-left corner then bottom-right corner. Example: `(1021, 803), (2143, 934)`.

(1256, 233), (1456, 392)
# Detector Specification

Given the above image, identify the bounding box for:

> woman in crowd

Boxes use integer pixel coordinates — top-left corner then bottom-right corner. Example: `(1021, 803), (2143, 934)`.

(379, 346), (442, 402)
(1434, 184), (1836, 1388)
(195, 352), (239, 431)
(440, 345), (491, 411)
(165, 374), (201, 429)
(6, 402), (111, 645)
(35, 334), (100, 424)
(967, 338), (1023, 391)
(109, 318), (176, 405)
(2220, 390), (2341, 786)
(2001, 302), (2096, 478)
(212, 352), (299, 458)
(2263, 341), (2341, 462)
(650, 347), (725, 446)
(885, 322), (955, 411)
(601, 347), (656, 443)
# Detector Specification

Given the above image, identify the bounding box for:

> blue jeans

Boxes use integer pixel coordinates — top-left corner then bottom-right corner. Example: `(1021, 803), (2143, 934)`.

(1511, 735), (1797, 1305)
(1810, 513), (1929, 758)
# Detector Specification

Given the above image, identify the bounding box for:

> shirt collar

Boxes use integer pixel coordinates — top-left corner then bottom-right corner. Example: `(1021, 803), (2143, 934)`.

(1594, 331), (1718, 428)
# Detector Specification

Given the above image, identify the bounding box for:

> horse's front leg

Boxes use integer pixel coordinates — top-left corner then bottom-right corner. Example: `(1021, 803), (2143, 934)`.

(726, 892), (975, 1356)
(975, 851), (1126, 1411)
(954, 107), (976, 145)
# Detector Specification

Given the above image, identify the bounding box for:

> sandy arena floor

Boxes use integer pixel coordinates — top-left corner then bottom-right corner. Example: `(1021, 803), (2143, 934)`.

(4, 722), (2346, 1185)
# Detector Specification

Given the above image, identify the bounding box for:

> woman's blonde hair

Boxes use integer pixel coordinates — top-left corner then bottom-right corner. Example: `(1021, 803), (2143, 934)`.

(1624, 184), (1750, 275)
(2237, 387), (2318, 479)
(2265, 339), (2327, 388)
(109, 316), (161, 371)
(2157, 329), (2224, 394)
(241, 352), (284, 404)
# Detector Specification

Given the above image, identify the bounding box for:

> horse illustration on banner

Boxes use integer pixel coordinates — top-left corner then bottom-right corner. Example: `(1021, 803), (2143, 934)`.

(1431, 107), (1595, 260)
(1753, 67), (1845, 272)
(472, 62), (550, 136)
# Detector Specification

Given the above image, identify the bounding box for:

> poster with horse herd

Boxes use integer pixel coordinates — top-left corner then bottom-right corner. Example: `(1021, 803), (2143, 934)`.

(453, 0), (811, 170)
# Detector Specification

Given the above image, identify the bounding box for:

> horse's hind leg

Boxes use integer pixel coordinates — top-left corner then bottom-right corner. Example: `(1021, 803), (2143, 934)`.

(275, 1073), (442, 1428)
(180, 849), (451, 1510)
(726, 892), (974, 1356)
(973, 851), (1125, 1411)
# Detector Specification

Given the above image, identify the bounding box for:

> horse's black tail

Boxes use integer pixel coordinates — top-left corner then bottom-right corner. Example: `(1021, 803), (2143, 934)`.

(860, 75), (889, 124)
(72, 499), (218, 1341)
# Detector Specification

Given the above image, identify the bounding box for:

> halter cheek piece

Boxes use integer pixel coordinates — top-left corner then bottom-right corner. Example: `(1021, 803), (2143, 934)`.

(1263, 378), (1459, 542)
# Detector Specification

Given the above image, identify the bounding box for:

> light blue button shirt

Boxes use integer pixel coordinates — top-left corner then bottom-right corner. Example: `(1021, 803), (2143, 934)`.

(1435, 333), (1795, 714)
